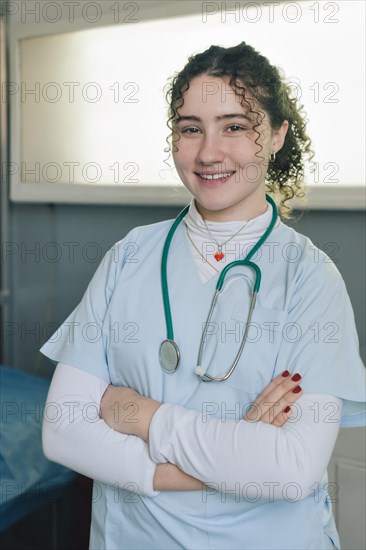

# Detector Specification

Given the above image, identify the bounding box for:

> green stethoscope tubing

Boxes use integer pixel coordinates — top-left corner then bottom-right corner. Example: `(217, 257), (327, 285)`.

(160, 193), (279, 379)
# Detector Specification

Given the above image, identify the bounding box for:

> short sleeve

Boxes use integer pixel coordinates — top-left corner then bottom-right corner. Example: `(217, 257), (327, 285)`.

(276, 256), (366, 428)
(39, 241), (124, 383)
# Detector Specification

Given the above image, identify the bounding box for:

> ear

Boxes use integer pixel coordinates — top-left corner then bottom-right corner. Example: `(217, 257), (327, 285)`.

(271, 120), (289, 153)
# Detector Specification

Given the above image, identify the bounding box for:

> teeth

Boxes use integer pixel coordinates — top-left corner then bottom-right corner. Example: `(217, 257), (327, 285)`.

(200, 172), (232, 180)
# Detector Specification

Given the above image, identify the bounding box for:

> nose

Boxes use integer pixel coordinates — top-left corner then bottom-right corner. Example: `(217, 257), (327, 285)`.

(196, 133), (225, 165)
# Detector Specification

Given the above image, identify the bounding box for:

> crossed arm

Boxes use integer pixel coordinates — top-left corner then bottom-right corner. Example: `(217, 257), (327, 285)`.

(99, 369), (302, 444)
(43, 362), (342, 497)
(43, 364), (341, 498)
(42, 363), (203, 493)
(99, 374), (342, 497)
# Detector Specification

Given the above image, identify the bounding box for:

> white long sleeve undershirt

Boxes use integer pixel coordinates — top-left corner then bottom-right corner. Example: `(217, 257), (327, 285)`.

(43, 363), (342, 500)
(42, 362), (160, 497)
(148, 396), (343, 500)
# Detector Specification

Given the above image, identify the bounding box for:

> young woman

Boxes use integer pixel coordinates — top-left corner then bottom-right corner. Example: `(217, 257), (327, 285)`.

(41, 43), (365, 549)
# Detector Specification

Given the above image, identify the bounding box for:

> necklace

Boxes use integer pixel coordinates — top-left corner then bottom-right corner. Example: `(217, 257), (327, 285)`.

(202, 217), (249, 262)
(185, 225), (219, 273)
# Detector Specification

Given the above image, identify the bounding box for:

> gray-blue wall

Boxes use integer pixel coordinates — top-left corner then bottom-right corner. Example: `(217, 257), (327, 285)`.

(4, 203), (365, 378)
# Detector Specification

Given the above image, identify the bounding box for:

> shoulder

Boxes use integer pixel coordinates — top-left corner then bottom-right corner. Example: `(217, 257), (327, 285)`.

(104, 218), (173, 262)
(79, 218), (175, 306)
(94, 218), (174, 290)
(273, 223), (349, 319)
(111, 219), (173, 254)
(277, 221), (345, 289)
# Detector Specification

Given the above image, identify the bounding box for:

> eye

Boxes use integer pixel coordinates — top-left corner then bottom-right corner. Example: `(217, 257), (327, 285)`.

(181, 126), (200, 134)
(226, 124), (245, 132)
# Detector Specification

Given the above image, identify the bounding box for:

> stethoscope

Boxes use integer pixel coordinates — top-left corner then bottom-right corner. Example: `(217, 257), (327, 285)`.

(159, 194), (278, 382)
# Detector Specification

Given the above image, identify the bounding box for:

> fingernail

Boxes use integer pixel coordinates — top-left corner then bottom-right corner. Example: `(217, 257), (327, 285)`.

(291, 373), (301, 382)
(282, 370), (290, 377)
(292, 385), (302, 394)
(284, 405), (291, 413)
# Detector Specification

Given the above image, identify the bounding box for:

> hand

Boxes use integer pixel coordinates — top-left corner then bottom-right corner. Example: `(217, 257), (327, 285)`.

(243, 370), (302, 427)
(100, 385), (141, 434)
(153, 463), (206, 492)
(100, 385), (161, 442)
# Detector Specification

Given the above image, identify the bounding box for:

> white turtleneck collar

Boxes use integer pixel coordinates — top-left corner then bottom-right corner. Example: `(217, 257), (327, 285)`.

(183, 197), (281, 283)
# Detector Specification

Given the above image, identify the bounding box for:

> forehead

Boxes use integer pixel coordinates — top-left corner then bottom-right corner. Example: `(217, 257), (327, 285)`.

(177, 74), (263, 118)
(179, 75), (239, 107)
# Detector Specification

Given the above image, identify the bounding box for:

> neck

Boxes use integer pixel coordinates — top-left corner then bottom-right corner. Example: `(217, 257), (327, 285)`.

(195, 194), (268, 222)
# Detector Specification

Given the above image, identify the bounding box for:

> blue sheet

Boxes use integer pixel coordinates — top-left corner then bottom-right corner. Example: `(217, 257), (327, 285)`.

(0, 365), (77, 531)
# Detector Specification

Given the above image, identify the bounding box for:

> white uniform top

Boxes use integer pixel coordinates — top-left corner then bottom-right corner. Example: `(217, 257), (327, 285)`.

(41, 199), (366, 549)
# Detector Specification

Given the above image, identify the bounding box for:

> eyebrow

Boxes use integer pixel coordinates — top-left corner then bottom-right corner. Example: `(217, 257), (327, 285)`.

(175, 114), (253, 123)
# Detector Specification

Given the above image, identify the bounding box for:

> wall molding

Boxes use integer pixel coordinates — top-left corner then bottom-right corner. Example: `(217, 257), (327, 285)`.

(10, 182), (366, 210)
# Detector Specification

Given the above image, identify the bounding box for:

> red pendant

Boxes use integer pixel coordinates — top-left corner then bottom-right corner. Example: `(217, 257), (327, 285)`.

(214, 251), (224, 262)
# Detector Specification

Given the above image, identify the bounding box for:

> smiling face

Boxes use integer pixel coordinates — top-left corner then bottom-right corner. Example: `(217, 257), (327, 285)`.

(172, 75), (288, 221)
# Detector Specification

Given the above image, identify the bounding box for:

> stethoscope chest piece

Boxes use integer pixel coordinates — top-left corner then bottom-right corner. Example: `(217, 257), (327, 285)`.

(159, 339), (181, 373)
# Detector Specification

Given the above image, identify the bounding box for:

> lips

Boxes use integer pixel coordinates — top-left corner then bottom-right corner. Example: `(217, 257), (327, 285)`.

(199, 172), (235, 180)
(194, 171), (236, 187)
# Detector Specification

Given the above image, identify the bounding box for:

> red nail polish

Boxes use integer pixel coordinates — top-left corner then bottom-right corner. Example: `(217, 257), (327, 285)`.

(284, 405), (291, 413)
(291, 373), (301, 382)
(292, 386), (302, 394)
(282, 370), (290, 377)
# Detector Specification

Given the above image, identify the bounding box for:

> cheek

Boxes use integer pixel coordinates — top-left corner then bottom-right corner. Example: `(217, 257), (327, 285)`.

(172, 150), (182, 170)
(235, 144), (270, 167)
(172, 155), (188, 179)
(171, 132), (182, 157)
(172, 145), (192, 169)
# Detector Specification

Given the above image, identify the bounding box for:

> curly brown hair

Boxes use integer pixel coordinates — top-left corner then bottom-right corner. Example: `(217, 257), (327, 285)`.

(164, 42), (314, 218)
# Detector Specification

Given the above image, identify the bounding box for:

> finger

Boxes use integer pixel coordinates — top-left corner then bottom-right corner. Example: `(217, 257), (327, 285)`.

(244, 395), (290, 423)
(243, 371), (293, 420)
(244, 403), (263, 422)
(271, 405), (292, 427)
(256, 370), (292, 400)
(259, 385), (303, 424)
(256, 372), (302, 410)
(243, 372), (302, 422)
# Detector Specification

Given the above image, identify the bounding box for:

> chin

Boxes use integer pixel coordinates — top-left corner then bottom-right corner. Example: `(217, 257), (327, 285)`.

(195, 194), (241, 211)
(195, 199), (238, 218)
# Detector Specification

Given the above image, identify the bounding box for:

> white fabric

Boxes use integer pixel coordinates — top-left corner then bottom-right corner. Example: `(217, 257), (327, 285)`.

(184, 198), (280, 283)
(42, 362), (160, 497)
(149, 394), (343, 499)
